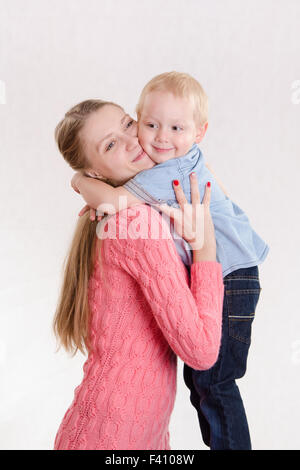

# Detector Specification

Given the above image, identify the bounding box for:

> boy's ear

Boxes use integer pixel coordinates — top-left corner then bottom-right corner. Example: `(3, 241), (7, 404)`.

(195, 121), (208, 144)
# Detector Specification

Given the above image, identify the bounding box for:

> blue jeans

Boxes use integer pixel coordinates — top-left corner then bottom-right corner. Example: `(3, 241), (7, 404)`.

(183, 265), (261, 450)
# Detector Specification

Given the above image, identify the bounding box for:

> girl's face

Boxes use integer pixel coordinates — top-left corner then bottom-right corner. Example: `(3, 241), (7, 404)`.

(80, 104), (155, 185)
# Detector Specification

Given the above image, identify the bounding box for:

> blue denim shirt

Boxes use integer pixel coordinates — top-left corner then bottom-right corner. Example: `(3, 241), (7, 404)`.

(124, 144), (269, 276)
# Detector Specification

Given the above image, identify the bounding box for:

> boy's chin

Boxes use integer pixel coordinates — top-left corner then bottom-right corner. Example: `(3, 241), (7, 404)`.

(139, 155), (156, 169)
(142, 152), (160, 165)
(150, 154), (174, 164)
(144, 159), (156, 169)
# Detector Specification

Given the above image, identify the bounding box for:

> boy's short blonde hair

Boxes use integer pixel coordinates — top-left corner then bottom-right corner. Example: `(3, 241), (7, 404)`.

(136, 71), (208, 126)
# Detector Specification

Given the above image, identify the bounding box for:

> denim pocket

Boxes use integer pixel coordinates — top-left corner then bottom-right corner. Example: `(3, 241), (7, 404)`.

(226, 288), (261, 344)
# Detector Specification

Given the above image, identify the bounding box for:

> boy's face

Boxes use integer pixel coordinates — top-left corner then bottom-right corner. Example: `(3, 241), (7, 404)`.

(138, 91), (207, 164)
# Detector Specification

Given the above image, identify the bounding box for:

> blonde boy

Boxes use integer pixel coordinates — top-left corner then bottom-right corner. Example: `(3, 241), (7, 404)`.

(135, 72), (208, 163)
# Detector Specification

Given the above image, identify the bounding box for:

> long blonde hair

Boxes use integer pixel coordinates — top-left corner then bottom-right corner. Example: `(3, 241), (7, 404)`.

(53, 99), (121, 356)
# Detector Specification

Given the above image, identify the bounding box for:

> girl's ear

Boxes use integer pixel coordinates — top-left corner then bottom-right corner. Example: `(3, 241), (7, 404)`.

(84, 170), (104, 179)
(195, 122), (208, 144)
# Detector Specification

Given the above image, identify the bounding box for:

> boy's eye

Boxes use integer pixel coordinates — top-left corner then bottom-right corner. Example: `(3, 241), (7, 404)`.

(126, 120), (134, 128)
(147, 123), (158, 129)
(172, 126), (183, 131)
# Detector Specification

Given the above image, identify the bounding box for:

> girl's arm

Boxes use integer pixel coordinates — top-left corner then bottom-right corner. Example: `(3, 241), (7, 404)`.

(105, 204), (224, 370)
(72, 173), (142, 215)
(102, 177), (223, 369)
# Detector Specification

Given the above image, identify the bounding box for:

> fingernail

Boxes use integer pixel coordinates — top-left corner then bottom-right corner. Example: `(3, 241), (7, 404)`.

(173, 180), (179, 186)
(207, 181), (211, 187)
(190, 172), (196, 177)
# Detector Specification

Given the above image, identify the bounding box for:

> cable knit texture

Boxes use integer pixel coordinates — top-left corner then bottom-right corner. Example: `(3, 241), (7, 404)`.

(54, 205), (224, 450)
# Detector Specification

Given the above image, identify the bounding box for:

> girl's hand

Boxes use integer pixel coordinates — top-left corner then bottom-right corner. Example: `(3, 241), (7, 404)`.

(157, 173), (216, 262)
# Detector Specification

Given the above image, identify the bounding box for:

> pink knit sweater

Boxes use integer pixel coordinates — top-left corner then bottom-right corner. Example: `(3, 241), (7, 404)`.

(54, 205), (224, 450)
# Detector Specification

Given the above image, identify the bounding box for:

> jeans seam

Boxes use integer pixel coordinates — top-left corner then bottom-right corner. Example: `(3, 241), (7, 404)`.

(226, 289), (261, 295)
(228, 316), (255, 319)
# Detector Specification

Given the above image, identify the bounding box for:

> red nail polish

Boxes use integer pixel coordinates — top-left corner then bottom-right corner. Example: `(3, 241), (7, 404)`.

(207, 181), (211, 187)
(173, 180), (179, 186)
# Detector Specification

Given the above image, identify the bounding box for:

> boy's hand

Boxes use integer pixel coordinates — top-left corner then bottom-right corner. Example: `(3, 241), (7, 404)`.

(71, 172), (104, 221)
(78, 204), (103, 221)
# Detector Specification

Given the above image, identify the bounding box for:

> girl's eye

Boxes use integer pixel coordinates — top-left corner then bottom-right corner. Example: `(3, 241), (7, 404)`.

(106, 141), (115, 151)
(147, 123), (157, 129)
(172, 126), (183, 131)
(126, 120), (134, 128)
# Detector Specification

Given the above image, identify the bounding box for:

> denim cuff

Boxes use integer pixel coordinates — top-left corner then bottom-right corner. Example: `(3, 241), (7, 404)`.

(124, 180), (164, 205)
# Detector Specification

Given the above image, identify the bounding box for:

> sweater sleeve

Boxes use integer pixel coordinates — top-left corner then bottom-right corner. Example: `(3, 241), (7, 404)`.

(102, 205), (224, 370)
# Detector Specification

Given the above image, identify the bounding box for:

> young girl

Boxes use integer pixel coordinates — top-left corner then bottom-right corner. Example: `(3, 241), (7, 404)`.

(52, 99), (224, 450)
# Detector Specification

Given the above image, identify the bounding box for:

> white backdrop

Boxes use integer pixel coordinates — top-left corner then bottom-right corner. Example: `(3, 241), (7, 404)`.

(0, 0), (299, 450)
